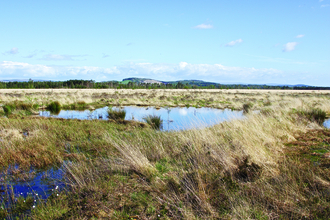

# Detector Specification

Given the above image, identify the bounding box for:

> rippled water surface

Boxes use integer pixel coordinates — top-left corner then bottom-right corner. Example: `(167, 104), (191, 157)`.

(40, 106), (244, 131)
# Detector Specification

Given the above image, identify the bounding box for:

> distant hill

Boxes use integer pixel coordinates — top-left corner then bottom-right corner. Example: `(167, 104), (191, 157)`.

(122, 78), (163, 84)
(122, 77), (313, 87)
(122, 77), (219, 86)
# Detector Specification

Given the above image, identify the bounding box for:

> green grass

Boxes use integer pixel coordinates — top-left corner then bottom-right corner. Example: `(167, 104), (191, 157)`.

(3, 105), (11, 115)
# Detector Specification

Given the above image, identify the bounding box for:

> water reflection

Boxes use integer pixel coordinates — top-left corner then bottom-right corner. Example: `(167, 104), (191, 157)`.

(40, 106), (244, 131)
(324, 119), (330, 129)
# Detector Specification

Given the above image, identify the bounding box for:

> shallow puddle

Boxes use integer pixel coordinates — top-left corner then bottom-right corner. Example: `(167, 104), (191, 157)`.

(39, 106), (244, 131)
(0, 165), (65, 199)
(0, 164), (66, 215)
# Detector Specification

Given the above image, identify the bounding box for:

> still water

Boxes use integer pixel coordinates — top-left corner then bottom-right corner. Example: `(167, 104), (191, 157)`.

(324, 119), (330, 128)
(39, 106), (244, 131)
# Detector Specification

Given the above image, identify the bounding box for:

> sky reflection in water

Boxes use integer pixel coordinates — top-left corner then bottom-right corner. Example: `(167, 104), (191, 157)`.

(40, 106), (244, 131)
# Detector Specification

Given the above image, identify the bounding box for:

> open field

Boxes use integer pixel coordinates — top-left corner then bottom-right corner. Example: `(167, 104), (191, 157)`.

(1, 89), (330, 111)
(1, 89), (330, 219)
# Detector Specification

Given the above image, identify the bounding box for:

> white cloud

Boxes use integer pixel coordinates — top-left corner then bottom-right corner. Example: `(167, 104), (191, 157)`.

(0, 61), (286, 84)
(319, 0), (324, 2)
(225, 39), (243, 47)
(3, 47), (19, 55)
(193, 24), (213, 29)
(283, 42), (298, 52)
(296, 34), (304, 38)
(321, 4), (330, 7)
(179, 108), (188, 116)
(179, 62), (188, 69)
(1, 61), (327, 86)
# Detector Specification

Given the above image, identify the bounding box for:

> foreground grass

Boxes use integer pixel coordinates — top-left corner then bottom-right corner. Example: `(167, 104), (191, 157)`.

(0, 117), (147, 169)
(1, 108), (326, 219)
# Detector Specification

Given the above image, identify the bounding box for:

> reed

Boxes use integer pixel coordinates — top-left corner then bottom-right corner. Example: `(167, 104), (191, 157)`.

(142, 114), (163, 129)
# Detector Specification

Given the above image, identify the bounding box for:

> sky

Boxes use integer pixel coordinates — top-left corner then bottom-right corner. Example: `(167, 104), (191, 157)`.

(0, 0), (329, 86)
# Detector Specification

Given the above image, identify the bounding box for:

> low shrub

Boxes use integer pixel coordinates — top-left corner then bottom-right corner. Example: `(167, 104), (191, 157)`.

(108, 108), (126, 120)
(47, 101), (61, 114)
(143, 114), (163, 129)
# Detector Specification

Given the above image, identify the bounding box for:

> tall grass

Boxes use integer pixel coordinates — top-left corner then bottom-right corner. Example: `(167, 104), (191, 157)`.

(142, 114), (163, 129)
(298, 108), (327, 125)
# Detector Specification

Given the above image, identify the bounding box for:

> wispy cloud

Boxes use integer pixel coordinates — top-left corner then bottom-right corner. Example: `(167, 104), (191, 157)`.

(41, 54), (88, 61)
(3, 47), (19, 55)
(23, 53), (37, 58)
(225, 39), (243, 47)
(296, 34), (304, 38)
(321, 4), (330, 7)
(193, 24), (213, 29)
(283, 42), (298, 52)
(319, 0), (324, 2)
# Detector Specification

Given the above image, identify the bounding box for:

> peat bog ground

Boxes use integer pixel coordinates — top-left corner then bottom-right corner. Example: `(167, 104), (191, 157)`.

(0, 89), (330, 219)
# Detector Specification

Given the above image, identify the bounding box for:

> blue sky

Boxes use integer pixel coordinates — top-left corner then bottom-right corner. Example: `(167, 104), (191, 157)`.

(0, 0), (329, 86)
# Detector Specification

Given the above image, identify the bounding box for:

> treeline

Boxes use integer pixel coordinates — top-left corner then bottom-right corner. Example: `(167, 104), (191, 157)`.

(0, 79), (329, 90)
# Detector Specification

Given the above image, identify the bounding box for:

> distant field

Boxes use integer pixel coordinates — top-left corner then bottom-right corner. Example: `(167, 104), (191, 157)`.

(0, 89), (329, 111)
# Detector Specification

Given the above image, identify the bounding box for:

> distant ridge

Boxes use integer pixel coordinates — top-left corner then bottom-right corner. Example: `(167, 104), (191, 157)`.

(0, 77), (320, 88)
(122, 77), (313, 87)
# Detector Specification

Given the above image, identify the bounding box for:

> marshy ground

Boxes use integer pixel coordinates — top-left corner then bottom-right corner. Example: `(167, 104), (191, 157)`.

(0, 89), (330, 219)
